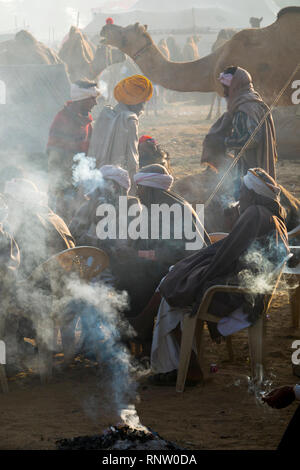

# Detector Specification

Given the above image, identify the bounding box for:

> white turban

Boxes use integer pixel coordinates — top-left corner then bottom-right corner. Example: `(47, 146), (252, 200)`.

(134, 172), (174, 191)
(4, 178), (48, 206)
(70, 83), (100, 102)
(243, 169), (280, 200)
(219, 72), (234, 87)
(100, 165), (131, 193)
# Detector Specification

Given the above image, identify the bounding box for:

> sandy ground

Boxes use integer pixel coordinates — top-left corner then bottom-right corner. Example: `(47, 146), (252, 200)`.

(0, 103), (299, 450)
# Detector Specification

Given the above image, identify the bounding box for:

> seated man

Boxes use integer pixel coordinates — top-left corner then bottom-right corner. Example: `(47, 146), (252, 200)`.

(3, 178), (75, 278)
(123, 164), (208, 326)
(2, 178), (76, 367)
(150, 168), (289, 384)
(69, 165), (139, 358)
(138, 135), (171, 172)
(69, 164), (138, 252)
(134, 163), (208, 260)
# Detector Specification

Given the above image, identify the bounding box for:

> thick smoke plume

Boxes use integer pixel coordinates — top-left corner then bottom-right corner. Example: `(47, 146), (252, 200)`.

(17, 265), (142, 424)
(72, 153), (104, 194)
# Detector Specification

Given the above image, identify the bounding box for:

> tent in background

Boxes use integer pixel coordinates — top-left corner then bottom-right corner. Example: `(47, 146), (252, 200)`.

(85, 1), (279, 55)
(132, 0), (278, 27)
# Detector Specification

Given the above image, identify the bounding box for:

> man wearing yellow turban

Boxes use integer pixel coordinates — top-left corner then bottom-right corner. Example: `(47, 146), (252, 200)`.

(114, 74), (153, 106)
(88, 75), (153, 192)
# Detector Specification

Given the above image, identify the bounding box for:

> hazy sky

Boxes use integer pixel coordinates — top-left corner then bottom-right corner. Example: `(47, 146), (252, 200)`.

(0, 0), (298, 41)
(0, 1), (110, 39)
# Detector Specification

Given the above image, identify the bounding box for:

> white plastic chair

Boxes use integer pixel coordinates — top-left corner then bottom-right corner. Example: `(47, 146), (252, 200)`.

(176, 255), (291, 392)
(19, 246), (109, 384)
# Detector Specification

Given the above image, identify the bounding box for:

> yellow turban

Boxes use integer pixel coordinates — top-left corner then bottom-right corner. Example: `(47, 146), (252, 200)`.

(114, 74), (153, 105)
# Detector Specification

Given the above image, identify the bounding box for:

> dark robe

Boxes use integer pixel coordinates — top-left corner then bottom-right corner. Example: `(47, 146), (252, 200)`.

(201, 68), (277, 198)
(114, 187), (209, 318)
(159, 202), (289, 325)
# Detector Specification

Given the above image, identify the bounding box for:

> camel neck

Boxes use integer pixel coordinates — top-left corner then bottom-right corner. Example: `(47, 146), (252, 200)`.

(132, 43), (216, 93)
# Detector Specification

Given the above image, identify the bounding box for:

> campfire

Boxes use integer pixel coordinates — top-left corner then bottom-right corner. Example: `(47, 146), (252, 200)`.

(56, 424), (182, 450)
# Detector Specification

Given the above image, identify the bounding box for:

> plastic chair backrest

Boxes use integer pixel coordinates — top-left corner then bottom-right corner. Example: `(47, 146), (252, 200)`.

(27, 246), (110, 286)
(47, 246), (109, 281)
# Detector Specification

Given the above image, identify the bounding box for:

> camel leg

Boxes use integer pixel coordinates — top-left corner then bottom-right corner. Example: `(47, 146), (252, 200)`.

(206, 93), (217, 120)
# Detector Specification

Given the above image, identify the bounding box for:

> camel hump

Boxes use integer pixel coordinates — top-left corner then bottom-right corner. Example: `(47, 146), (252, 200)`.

(15, 30), (37, 44)
(277, 6), (300, 19)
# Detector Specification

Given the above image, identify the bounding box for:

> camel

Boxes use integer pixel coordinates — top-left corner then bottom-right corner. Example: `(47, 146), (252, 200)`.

(166, 36), (182, 62)
(157, 39), (170, 60)
(250, 17), (263, 28)
(59, 26), (125, 83)
(272, 105), (300, 159)
(100, 7), (300, 106)
(182, 36), (201, 62)
(206, 28), (237, 120)
(0, 30), (62, 65)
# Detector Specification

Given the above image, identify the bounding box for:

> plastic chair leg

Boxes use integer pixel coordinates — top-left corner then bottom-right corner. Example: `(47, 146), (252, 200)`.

(36, 317), (55, 384)
(0, 365), (8, 393)
(176, 314), (198, 393)
(60, 316), (77, 365)
(226, 336), (234, 362)
(248, 316), (264, 384)
(195, 319), (205, 360)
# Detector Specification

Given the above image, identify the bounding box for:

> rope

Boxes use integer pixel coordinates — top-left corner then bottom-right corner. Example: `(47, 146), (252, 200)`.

(204, 62), (300, 208)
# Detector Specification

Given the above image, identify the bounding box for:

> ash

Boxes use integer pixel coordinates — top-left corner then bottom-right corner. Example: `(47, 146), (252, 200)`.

(56, 424), (182, 450)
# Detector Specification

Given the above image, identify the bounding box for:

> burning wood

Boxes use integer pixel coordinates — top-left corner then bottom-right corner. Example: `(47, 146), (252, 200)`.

(56, 424), (182, 450)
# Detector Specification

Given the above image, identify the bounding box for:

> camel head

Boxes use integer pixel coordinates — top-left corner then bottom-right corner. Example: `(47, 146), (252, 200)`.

(100, 23), (153, 57)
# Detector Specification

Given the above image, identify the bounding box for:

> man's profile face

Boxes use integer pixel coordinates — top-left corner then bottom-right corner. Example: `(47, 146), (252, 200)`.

(79, 96), (99, 114)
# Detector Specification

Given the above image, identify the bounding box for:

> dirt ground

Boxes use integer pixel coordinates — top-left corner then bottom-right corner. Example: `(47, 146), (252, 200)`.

(0, 103), (299, 450)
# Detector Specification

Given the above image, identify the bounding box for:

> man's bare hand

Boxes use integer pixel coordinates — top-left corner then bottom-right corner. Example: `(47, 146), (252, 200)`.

(262, 386), (296, 409)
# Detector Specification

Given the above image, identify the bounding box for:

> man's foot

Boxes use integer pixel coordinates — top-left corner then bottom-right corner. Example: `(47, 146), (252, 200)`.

(148, 370), (200, 387)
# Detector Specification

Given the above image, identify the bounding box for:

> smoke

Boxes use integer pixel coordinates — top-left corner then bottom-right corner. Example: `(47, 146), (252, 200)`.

(237, 237), (290, 301)
(17, 264), (143, 425)
(72, 153), (104, 194)
(65, 277), (139, 422)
